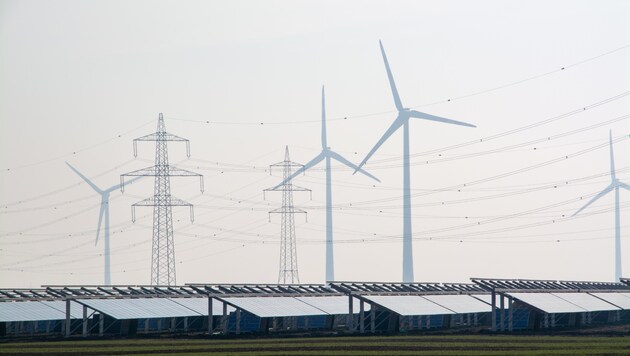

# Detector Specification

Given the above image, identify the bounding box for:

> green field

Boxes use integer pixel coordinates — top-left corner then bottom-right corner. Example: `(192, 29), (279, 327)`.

(1, 335), (630, 355)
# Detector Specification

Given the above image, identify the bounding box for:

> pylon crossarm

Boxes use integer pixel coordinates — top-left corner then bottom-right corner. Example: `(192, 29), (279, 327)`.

(264, 185), (311, 193)
(167, 167), (203, 177)
(133, 132), (189, 143)
(122, 166), (202, 177)
(268, 207), (307, 214)
(133, 133), (190, 157)
(269, 161), (304, 169)
(131, 197), (193, 222)
(132, 196), (192, 207)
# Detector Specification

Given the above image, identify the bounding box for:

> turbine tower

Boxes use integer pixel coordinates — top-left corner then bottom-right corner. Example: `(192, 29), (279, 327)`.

(120, 113), (204, 286)
(572, 130), (629, 281)
(264, 147), (311, 284)
(275, 86), (380, 282)
(355, 41), (476, 282)
(66, 163), (141, 285)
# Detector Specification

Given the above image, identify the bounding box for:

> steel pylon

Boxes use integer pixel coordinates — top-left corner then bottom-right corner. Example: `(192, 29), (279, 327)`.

(264, 146), (310, 284)
(121, 113), (204, 285)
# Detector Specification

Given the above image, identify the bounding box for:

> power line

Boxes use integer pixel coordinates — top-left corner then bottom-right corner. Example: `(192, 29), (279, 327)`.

(168, 44), (630, 126)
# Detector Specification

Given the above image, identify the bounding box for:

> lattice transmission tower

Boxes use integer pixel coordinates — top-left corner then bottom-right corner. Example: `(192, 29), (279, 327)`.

(120, 113), (204, 285)
(264, 146), (311, 284)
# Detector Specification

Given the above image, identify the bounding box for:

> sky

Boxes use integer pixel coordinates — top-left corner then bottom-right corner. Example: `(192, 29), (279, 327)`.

(0, 0), (629, 288)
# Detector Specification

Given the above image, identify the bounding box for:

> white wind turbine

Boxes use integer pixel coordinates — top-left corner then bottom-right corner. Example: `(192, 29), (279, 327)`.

(66, 162), (141, 285)
(572, 130), (630, 281)
(355, 40), (476, 282)
(274, 86), (380, 282)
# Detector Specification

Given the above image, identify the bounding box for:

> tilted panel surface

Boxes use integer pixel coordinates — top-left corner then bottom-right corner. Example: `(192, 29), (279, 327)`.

(221, 297), (327, 317)
(508, 293), (586, 313)
(0, 301), (67, 322)
(296, 296), (370, 315)
(422, 294), (491, 314)
(40, 301), (83, 319)
(363, 295), (455, 316)
(588, 293), (630, 310)
(470, 294), (511, 309)
(78, 298), (202, 319)
(168, 297), (234, 316)
(552, 293), (620, 312)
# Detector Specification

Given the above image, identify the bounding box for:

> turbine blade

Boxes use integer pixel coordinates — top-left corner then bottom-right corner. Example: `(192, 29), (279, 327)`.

(328, 151), (380, 182)
(408, 110), (476, 128)
(618, 181), (630, 191)
(95, 203), (106, 246)
(355, 115), (405, 173)
(322, 85), (328, 150)
(272, 152), (325, 190)
(66, 162), (103, 193)
(572, 184), (614, 216)
(379, 40), (404, 111)
(609, 130), (616, 180)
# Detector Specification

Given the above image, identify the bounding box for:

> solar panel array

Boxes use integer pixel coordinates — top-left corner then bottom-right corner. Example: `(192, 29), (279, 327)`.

(0, 301), (81, 322)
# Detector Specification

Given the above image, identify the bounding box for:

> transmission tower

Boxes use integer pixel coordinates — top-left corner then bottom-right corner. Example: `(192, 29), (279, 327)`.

(120, 113), (204, 286)
(264, 146), (311, 284)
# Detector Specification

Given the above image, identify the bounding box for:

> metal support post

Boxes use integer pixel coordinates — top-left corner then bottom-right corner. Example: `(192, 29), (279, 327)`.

(359, 300), (365, 333)
(491, 290), (497, 331)
(348, 294), (354, 333)
(551, 313), (556, 328)
(207, 297), (214, 335)
(370, 304), (375, 333)
(508, 298), (513, 331)
(222, 303), (228, 334)
(499, 295), (505, 331)
(236, 309), (241, 335)
(82, 305), (88, 337)
(65, 299), (71, 337)
(99, 313), (104, 336)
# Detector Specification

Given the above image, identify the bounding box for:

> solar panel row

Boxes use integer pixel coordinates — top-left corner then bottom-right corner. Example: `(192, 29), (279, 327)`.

(363, 294), (491, 316)
(507, 292), (630, 313)
(0, 301), (82, 322)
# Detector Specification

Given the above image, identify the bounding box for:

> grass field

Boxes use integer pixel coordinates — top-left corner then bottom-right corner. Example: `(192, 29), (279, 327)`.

(1, 335), (630, 355)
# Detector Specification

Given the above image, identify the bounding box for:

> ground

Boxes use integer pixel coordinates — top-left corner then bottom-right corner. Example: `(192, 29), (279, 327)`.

(2, 333), (630, 355)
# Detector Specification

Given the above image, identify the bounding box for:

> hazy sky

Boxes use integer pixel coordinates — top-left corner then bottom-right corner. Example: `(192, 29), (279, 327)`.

(1, 0), (629, 288)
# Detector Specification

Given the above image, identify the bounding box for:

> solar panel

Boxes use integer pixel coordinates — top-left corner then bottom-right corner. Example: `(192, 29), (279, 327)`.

(0, 301), (69, 322)
(40, 301), (83, 319)
(508, 293), (586, 313)
(588, 293), (630, 310)
(422, 294), (491, 314)
(552, 293), (620, 312)
(221, 297), (328, 317)
(78, 298), (203, 319)
(168, 297), (235, 316)
(469, 294), (511, 309)
(363, 295), (455, 316)
(296, 296), (370, 315)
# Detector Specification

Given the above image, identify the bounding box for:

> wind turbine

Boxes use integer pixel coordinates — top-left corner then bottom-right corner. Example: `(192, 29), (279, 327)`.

(572, 130), (629, 282)
(354, 40), (476, 283)
(66, 162), (141, 285)
(274, 86), (380, 282)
